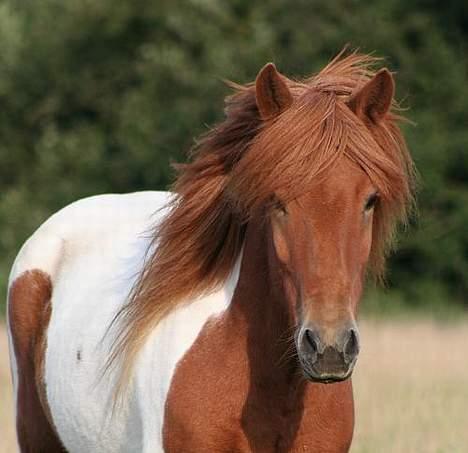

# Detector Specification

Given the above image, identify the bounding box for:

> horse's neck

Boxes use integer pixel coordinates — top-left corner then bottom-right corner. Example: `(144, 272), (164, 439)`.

(163, 219), (353, 451)
(226, 220), (353, 451)
(232, 218), (300, 384)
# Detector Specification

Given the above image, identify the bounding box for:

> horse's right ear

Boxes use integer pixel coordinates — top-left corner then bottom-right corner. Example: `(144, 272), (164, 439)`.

(255, 63), (293, 120)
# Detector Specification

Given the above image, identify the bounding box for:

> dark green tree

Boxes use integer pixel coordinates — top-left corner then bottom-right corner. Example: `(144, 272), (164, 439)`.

(1, 0), (467, 312)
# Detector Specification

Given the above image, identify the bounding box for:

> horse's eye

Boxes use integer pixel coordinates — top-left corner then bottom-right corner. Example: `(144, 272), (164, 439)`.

(364, 193), (379, 211)
(274, 199), (288, 216)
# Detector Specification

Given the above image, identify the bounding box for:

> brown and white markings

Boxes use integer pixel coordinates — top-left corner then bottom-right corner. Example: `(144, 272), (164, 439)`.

(7, 50), (415, 452)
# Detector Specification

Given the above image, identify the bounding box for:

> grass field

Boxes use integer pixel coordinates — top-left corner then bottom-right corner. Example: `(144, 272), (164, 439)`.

(0, 324), (15, 453)
(1, 320), (468, 452)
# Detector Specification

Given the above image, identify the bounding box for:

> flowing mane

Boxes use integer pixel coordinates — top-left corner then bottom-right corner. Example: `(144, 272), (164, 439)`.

(108, 50), (415, 392)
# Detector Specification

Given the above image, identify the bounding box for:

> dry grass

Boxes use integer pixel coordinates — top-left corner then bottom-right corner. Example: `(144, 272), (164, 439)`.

(0, 323), (16, 453)
(1, 320), (467, 452)
(352, 319), (468, 453)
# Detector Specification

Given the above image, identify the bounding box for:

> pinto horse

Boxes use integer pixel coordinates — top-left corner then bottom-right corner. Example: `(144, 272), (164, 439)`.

(7, 52), (415, 452)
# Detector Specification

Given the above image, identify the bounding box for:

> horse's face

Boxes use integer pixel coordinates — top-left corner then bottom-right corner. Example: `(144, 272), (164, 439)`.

(271, 157), (376, 382)
(251, 60), (401, 383)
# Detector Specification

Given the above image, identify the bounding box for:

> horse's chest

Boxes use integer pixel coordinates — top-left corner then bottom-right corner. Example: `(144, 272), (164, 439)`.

(163, 369), (300, 453)
(161, 318), (354, 453)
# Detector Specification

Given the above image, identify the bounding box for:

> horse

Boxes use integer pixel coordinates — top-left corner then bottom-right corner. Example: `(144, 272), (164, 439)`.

(7, 51), (415, 452)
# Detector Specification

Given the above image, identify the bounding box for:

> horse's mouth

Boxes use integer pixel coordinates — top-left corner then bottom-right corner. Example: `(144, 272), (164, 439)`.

(300, 363), (354, 384)
(307, 374), (351, 384)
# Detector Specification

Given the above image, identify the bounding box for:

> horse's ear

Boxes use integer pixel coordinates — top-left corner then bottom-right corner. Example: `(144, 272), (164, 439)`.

(255, 63), (293, 120)
(348, 68), (394, 124)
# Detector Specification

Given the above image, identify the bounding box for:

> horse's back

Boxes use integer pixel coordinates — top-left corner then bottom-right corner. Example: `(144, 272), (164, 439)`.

(7, 191), (171, 452)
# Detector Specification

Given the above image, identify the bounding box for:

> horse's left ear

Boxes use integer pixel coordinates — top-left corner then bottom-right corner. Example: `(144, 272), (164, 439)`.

(348, 68), (394, 124)
(255, 63), (293, 120)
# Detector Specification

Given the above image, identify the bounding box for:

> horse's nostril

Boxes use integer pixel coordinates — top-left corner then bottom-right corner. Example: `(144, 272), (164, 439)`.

(344, 328), (359, 362)
(304, 329), (318, 354)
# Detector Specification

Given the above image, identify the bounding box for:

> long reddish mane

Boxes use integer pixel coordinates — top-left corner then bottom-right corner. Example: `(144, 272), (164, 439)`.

(108, 50), (415, 391)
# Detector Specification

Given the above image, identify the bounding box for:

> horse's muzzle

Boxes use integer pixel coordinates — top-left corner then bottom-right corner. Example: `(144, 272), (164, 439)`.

(296, 323), (360, 383)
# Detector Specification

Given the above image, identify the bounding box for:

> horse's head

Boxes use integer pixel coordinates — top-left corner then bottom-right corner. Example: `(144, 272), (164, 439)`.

(237, 61), (412, 383)
(270, 157), (375, 382)
(110, 53), (414, 393)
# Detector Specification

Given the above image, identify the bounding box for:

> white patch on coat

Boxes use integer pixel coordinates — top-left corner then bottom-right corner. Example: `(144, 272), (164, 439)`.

(7, 191), (241, 452)
(134, 253), (241, 452)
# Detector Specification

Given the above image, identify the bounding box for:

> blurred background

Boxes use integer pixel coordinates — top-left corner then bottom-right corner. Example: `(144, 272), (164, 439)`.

(0, 0), (467, 452)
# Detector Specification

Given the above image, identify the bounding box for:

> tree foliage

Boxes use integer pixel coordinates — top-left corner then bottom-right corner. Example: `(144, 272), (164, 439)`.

(1, 0), (467, 310)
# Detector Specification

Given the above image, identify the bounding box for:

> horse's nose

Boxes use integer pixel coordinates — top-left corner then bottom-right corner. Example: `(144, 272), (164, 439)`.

(343, 327), (359, 364)
(299, 325), (359, 382)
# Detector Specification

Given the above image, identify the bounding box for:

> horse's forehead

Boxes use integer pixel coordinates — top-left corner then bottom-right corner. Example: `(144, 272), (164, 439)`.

(299, 158), (374, 208)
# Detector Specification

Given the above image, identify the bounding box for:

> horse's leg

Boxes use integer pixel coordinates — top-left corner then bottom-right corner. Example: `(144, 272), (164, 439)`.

(8, 269), (65, 453)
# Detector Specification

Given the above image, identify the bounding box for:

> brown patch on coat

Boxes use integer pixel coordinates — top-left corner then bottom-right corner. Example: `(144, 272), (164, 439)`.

(163, 221), (354, 452)
(8, 270), (65, 452)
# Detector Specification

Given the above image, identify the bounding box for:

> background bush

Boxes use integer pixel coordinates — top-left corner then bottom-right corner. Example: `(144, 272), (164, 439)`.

(1, 0), (467, 313)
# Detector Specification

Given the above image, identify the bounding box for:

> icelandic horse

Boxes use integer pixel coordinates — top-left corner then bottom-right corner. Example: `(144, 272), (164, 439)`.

(7, 51), (415, 452)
